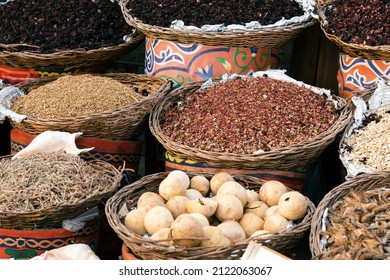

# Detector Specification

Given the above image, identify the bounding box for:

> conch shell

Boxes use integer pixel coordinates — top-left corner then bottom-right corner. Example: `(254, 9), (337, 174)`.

(12, 130), (94, 160)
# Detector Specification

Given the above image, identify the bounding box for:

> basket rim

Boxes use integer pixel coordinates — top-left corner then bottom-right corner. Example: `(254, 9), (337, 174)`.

(149, 77), (353, 170)
(316, 0), (390, 60)
(105, 171), (316, 259)
(0, 158), (122, 220)
(10, 73), (171, 124)
(309, 171), (390, 259)
(119, 0), (316, 48)
(0, 30), (145, 69)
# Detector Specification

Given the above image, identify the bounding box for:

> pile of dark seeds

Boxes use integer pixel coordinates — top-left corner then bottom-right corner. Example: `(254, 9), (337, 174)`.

(324, 0), (390, 46)
(127, 0), (304, 27)
(0, 0), (133, 53)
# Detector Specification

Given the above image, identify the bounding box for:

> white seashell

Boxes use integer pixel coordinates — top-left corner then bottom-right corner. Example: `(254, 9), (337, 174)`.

(12, 130), (94, 160)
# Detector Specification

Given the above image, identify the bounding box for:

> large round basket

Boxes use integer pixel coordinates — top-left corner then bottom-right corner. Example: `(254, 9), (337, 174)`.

(8, 73), (172, 140)
(316, 0), (390, 61)
(309, 171), (390, 259)
(0, 157), (122, 230)
(0, 30), (145, 71)
(105, 171), (315, 260)
(119, 0), (316, 48)
(149, 77), (352, 171)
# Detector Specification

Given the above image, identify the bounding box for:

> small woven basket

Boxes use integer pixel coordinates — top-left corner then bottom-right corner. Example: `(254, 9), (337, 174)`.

(149, 78), (352, 171)
(309, 171), (390, 259)
(119, 0), (316, 48)
(8, 73), (172, 140)
(105, 171), (315, 260)
(0, 30), (145, 70)
(316, 0), (390, 60)
(0, 158), (122, 230)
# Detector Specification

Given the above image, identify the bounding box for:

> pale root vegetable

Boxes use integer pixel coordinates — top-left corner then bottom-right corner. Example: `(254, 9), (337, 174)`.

(185, 197), (218, 218)
(210, 172), (235, 195)
(278, 191), (308, 220)
(239, 213), (265, 238)
(259, 180), (288, 206)
(186, 189), (203, 200)
(264, 205), (279, 218)
(245, 201), (269, 219)
(124, 208), (147, 235)
(215, 194), (244, 222)
(150, 228), (174, 246)
(144, 206), (174, 235)
(190, 175), (210, 196)
(137, 192), (164, 211)
(263, 213), (289, 233)
(200, 226), (231, 247)
(137, 196), (165, 212)
(170, 214), (205, 247)
(217, 181), (248, 207)
(189, 213), (210, 227)
(250, 230), (272, 239)
(165, 196), (190, 219)
(217, 220), (246, 244)
(159, 176), (186, 201)
(167, 170), (190, 189)
(246, 189), (260, 203)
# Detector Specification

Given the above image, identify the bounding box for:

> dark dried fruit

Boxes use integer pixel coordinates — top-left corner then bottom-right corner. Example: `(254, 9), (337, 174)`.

(0, 0), (133, 53)
(324, 0), (390, 46)
(127, 0), (304, 27)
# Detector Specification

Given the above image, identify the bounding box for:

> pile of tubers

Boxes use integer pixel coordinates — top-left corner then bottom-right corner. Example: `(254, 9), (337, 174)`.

(123, 170), (309, 247)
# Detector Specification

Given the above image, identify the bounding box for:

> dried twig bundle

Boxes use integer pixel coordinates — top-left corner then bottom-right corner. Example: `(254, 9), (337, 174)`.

(0, 152), (121, 213)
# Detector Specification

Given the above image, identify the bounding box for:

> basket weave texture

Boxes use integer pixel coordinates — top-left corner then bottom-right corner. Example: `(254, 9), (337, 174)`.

(149, 79), (352, 171)
(0, 30), (145, 70)
(105, 171), (315, 260)
(8, 73), (172, 140)
(0, 159), (122, 230)
(309, 171), (390, 259)
(119, 0), (316, 48)
(316, 0), (390, 60)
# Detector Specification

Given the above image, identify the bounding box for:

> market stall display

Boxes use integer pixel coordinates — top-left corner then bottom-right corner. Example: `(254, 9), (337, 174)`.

(309, 171), (390, 260)
(0, 0), (145, 76)
(0, 151), (122, 259)
(149, 70), (352, 191)
(119, 0), (316, 48)
(105, 170), (315, 260)
(316, 0), (390, 61)
(4, 73), (171, 140)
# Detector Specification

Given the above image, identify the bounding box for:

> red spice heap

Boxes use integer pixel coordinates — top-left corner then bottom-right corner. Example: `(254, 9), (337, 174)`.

(161, 77), (337, 154)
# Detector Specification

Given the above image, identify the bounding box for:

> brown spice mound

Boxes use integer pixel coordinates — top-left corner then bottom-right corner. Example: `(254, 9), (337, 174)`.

(11, 74), (145, 118)
(0, 152), (119, 213)
(161, 77), (337, 154)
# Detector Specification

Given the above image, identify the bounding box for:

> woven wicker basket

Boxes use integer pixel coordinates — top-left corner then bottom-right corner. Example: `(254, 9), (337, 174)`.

(105, 171), (315, 260)
(0, 158), (122, 230)
(0, 29), (145, 70)
(119, 0), (316, 48)
(316, 0), (390, 61)
(149, 77), (352, 171)
(309, 171), (390, 259)
(8, 73), (172, 140)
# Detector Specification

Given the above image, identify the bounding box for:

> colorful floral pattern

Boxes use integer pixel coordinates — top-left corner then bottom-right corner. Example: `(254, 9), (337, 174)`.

(337, 54), (390, 99)
(145, 38), (280, 88)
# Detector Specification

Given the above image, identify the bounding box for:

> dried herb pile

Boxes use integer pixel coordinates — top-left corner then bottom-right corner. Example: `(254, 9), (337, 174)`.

(344, 112), (390, 172)
(11, 74), (146, 119)
(127, 0), (304, 27)
(324, 0), (390, 46)
(161, 77), (337, 154)
(0, 153), (119, 213)
(0, 0), (133, 53)
(320, 187), (390, 260)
